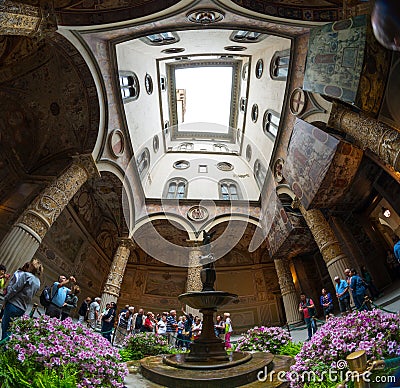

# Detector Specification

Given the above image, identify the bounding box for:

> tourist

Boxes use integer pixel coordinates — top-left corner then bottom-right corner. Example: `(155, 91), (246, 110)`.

(176, 316), (185, 348)
(361, 265), (380, 300)
(344, 268), (351, 285)
(224, 312), (233, 348)
(45, 274), (76, 319)
(349, 269), (369, 311)
(0, 262), (29, 322)
(320, 288), (334, 320)
(192, 317), (202, 341)
(78, 297), (91, 323)
(61, 285), (80, 321)
(214, 315), (225, 339)
(88, 297), (101, 329)
(157, 314), (167, 337)
(0, 264), (10, 294)
(133, 308), (145, 333)
(114, 306), (135, 346)
(101, 301), (117, 342)
(142, 311), (156, 333)
(334, 276), (351, 315)
(181, 307), (193, 347)
(166, 309), (178, 346)
(1, 258), (43, 340)
(298, 293), (316, 341)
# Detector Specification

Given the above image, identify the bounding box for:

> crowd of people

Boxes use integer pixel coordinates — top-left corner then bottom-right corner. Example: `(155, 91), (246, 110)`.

(0, 256), (391, 347)
(299, 266), (382, 342)
(0, 260), (234, 349)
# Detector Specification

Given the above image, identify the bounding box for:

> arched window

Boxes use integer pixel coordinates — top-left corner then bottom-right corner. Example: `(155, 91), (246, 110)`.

(119, 72), (140, 102)
(254, 159), (267, 190)
(164, 178), (188, 199)
(263, 109), (280, 138)
(270, 49), (290, 80)
(219, 179), (241, 200)
(136, 148), (150, 178)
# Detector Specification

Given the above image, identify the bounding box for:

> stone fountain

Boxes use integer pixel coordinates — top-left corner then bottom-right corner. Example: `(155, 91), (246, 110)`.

(140, 233), (277, 387)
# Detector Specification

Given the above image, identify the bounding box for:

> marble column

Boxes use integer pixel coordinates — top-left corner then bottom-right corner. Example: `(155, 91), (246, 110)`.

(0, 155), (99, 275)
(274, 258), (302, 325)
(292, 197), (350, 285)
(328, 102), (400, 173)
(0, 0), (57, 38)
(100, 238), (132, 312)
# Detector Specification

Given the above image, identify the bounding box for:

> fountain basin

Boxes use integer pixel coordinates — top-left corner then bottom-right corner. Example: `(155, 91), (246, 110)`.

(178, 291), (238, 309)
(163, 351), (252, 370)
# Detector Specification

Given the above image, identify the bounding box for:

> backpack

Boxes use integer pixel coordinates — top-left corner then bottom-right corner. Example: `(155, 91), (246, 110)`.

(39, 284), (57, 307)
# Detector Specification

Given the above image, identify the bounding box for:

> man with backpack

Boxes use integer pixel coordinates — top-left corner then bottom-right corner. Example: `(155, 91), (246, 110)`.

(299, 293), (317, 341)
(45, 275), (76, 319)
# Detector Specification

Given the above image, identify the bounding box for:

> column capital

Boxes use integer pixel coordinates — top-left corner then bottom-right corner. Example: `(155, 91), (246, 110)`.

(117, 237), (134, 249)
(72, 154), (100, 179)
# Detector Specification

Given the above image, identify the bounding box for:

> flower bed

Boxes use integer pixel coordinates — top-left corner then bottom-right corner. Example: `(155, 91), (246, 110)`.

(0, 315), (128, 387)
(234, 325), (294, 353)
(120, 332), (178, 361)
(289, 310), (400, 387)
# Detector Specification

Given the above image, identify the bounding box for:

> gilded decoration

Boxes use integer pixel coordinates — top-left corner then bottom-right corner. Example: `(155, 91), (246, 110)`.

(274, 258), (296, 296)
(293, 199), (349, 267)
(19, 157), (95, 240)
(230, 0), (341, 22)
(329, 103), (400, 173)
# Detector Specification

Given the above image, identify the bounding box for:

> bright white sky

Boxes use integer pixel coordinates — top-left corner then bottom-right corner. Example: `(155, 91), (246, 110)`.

(175, 66), (232, 133)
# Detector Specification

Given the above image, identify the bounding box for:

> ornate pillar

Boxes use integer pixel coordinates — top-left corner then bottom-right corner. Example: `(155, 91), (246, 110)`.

(187, 245), (203, 292)
(328, 102), (400, 173)
(292, 198), (350, 284)
(0, 0), (57, 38)
(0, 155), (99, 275)
(185, 244), (203, 317)
(100, 238), (132, 312)
(274, 258), (302, 325)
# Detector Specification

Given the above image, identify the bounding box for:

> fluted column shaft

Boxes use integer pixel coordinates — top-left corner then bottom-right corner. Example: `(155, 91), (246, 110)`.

(0, 0), (57, 38)
(0, 155), (98, 275)
(328, 102), (400, 172)
(293, 198), (350, 284)
(100, 239), (131, 312)
(274, 258), (302, 325)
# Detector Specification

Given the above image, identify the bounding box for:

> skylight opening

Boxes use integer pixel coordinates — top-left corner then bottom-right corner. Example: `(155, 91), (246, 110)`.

(175, 66), (232, 133)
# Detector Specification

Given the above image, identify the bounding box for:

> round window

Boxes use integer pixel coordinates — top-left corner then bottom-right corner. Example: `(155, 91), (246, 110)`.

(246, 144), (252, 161)
(255, 59), (263, 79)
(153, 135), (159, 153)
(173, 160), (190, 170)
(145, 73), (153, 95)
(251, 104), (259, 123)
(217, 162), (234, 171)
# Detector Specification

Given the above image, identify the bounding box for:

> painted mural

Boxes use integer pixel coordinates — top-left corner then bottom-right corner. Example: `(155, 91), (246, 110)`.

(303, 15), (366, 104)
(283, 119), (338, 209)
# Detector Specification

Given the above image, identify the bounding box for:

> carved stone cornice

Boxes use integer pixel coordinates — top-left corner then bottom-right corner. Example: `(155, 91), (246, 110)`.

(0, 0), (57, 38)
(329, 102), (400, 172)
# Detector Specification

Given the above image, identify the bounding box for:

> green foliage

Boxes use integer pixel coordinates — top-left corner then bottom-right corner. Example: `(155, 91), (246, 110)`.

(0, 350), (77, 388)
(121, 333), (177, 361)
(278, 341), (303, 357)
